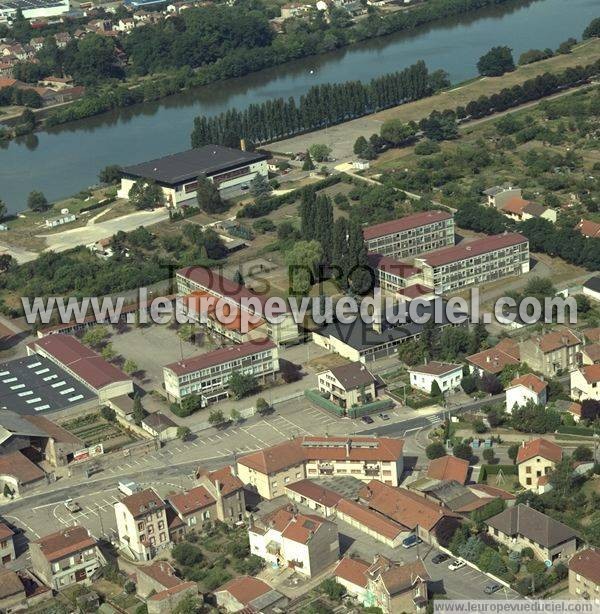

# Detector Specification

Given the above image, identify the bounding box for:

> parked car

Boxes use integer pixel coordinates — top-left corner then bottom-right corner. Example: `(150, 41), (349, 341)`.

(448, 559), (466, 571)
(361, 415), (374, 424)
(64, 499), (81, 513)
(432, 553), (449, 564)
(484, 582), (502, 594)
(118, 480), (142, 497)
(401, 534), (423, 549)
(379, 413), (390, 421)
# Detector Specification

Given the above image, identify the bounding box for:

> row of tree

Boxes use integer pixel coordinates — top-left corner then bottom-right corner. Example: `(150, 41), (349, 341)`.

(191, 61), (435, 147)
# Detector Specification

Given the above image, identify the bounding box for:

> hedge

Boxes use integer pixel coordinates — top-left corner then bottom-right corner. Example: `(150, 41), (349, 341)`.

(478, 463), (518, 483)
(557, 425), (595, 436)
(304, 389), (344, 416)
(304, 389), (393, 418)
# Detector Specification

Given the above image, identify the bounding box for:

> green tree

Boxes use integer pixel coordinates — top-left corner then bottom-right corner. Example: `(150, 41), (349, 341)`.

(0, 198), (6, 221)
(583, 17), (600, 38)
(230, 408), (242, 423)
(99, 165), (122, 184)
(27, 190), (50, 212)
(453, 442), (473, 461)
(177, 426), (191, 440)
(123, 359), (138, 375)
(233, 269), (245, 285)
(380, 118), (417, 145)
(256, 397), (270, 414)
(196, 176), (227, 213)
(477, 46), (515, 76)
(320, 578), (345, 600)
(285, 240), (323, 295)
(353, 135), (369, 156)
(482, 447), (495, 463)
(129, 181), (164, 210)
(308, 143), (331, 162)
(250, 173), (272, 198)
(229, 371), (258, 399)
(83, 326), (109, 348)
(302, 151), (315, 171)
(100, 406), (116, 422)
(133, 395), (146, 425)
(208, 409), (226, 426)
(426, 441), (446, 460)
(572, 445), (593, 462)
(430, 380), (442, 398)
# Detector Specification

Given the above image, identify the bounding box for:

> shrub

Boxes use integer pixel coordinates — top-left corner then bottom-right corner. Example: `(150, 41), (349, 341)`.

(521, 547), (534, 560)
(426, 442), (446, 460)
(320, 578), (345, 601)
(473, 419), (487, 434)
(572, 445), (593, 462)
(453, 442), (473, 461)
(100, 406), (116, 422)
(172, 543), (203, 567)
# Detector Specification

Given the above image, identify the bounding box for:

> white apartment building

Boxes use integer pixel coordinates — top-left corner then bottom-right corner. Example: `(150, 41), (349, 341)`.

(414, 233), (530, 294)
(408, 362), (462, 394)
(163, 339), (279, 404)
(363, 211), (455, 260)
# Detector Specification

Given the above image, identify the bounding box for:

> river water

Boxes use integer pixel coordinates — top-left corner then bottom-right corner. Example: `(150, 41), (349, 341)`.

(0, 0), (598, 213)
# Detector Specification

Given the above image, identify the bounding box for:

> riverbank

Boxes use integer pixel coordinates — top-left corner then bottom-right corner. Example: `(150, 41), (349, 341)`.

(266, 37), (600, 160)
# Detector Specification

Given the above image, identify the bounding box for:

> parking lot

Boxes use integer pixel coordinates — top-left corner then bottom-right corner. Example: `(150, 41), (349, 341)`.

(336, 514), (520, 601)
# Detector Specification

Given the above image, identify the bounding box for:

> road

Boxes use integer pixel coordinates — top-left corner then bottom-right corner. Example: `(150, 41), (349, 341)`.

(38, 207), (170, 252)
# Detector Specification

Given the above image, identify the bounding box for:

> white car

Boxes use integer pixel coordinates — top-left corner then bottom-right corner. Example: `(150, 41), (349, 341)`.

(448, 559), (466, 571)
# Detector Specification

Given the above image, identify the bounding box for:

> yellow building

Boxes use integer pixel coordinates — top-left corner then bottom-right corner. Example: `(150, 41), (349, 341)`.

(516, 438), (562, 492)
(569, 548), (600, 604)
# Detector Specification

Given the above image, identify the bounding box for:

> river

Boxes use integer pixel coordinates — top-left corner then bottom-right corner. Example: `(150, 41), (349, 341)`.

(0, 0), (598, 213)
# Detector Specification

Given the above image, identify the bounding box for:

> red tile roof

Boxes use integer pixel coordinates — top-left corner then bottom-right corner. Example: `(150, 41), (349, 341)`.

(575, 219), (600, 239)
(397, 284), (434, 299)
(333, 557), (369, 588)
(367, 253), (421, 278)
(29, 334), (131, 391)
(34, 526), (96, 562)
(216, 576), (273, 605)
(0, 523), (15, 540)
(336, 498), (405, 539)
(253, 505), (330, 545)
(532, 328), (580, 353)
(238, 436), (404, 474)
(469, 484), (516, 500)
(516, 438), (562, 464)
(569, 548), (600, 585)
(580, 364), (600, 384)
(467, 338), (520, 374)
(207, 466), (244, 496)
(584, 328), (600, 344)
(508, 374), (547, 395)
(568, 402), (582, 417)
(177, 266), (289, 313)
(419, 233), (528, 267)
(169, 486), (214, 517)
(363, 211), (453, 240)
(0, 451), (45, 484)
(137, 562), (182, 590)
(148, 582), (197, 601)
(427, 456), (469, 485)
(164, 339), (275, 376)
(359, 481), (459, 530)
(121, 488), (165, 518)
(284, 479), (342, 508)
(583, 343), (600, 364)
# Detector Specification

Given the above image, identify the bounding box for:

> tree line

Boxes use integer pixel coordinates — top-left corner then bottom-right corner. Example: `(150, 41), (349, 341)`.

(191, 61), (434, 147)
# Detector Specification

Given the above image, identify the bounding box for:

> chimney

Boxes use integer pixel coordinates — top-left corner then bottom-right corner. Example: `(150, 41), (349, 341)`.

(240, 138), (247, 151)
(345, 440), (351, 458)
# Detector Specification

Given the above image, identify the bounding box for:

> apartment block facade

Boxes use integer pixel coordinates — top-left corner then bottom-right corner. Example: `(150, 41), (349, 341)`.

(363, 211), (455, 260)
(520, 328), (582, 377)
(414, 233), (529, 294)
(163, 339), (279, 404)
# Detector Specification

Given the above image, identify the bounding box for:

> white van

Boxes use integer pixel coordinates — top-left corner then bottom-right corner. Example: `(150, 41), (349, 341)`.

(118, 480), (141, 497)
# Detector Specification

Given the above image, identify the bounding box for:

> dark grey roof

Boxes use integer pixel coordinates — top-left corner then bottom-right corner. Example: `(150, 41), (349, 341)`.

(0, 354), (95, 415)
(121, 146), (268, 185)
(0, 410), (46, 440)
(523, 202), (547, 217)
(315, 300), (464, 353)
(328, 363), (376, 390)
(483, 184), (513, 196)
(142, 412), (177, 432)
(584, 276), (600, 293)
(487, 504), (577, 548)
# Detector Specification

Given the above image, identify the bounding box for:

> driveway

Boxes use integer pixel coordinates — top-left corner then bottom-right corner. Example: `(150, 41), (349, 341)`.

(37, 207), (169, 252)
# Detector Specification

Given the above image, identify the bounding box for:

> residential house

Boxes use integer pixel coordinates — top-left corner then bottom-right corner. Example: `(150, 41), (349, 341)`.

(467, 338), (520, 376)
(575, 219), (600, 239)
(141, 412), (178, 441)
(237, 436), (404, 499)
(317, 363), (376, 409)
(115, 488), (170, 561)
(582, 343), (600, 365)
(571, 364), (600, 401)
(569, 548), (600, 603)
(516, 438), (562, 492)
(363, 555), (429, 614)
(54, 32), (72, 48)
(426, 455), (469, 485)
(483, 184), (521, 209)
(408, 362), (462, 395)
(584, 328), (600, 344)
(583, 277), (600, 303)
(505, 374), (547, 413)
(333, 556), (370, 600)
(134, 561), (199, 613)
(214, 576), (289, 613)
(248, 504), (339, 577)
(519, 327), (582, 377)
(29, 526), (105, 589)
(170, 465), (245, 533)
(0, 567), (26, 612)
(0, 450), (46, 496)
(147, 583), (199, 614)
(500, 196), (556, 223)
(358, 480), (460, 546)
(487, 504), (577, 562)
(284, 479), (342, 518)
(0, 523), (16, 564)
